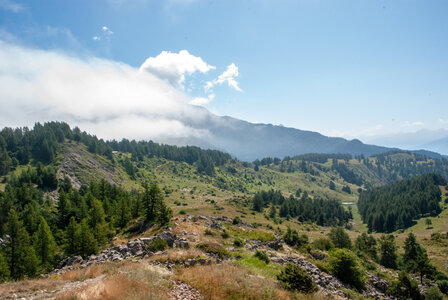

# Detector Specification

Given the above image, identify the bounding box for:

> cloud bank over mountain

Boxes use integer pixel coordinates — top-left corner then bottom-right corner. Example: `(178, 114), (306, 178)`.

(0, 41), (215, 141)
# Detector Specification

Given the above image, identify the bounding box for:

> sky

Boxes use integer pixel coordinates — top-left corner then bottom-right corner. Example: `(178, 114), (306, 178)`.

(1, 0), (448, 143)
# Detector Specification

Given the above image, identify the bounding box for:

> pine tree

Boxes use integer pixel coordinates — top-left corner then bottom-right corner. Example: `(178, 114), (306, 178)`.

(403, 233), (421, 263)
(328, 227), (352, 249)
(79, 219), (98, 257)
(34, 217), (57, 271)
(143, 183), (163, 222)
(0, 252), (10, 282)
(379, 235), (398, 269)
(89, 198), (107, 246)
(157, 201), (172, 225)
(117, 197), (131, 228)
(64, 216), (81, 256)
(5, 209), (38, 279)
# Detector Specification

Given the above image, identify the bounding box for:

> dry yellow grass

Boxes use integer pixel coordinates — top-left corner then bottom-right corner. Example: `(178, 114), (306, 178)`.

(56, 260), (171, 300)
(148, 248), (203, 263)
(175, 263), (291, 300)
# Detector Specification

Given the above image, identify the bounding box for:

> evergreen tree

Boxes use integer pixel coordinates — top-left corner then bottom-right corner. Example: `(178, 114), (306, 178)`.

(117, 197), (131, 228)
(328, 227), (352, 249)
(0, 252), (10, 282)
(379, 235), (398, 269)
(5, 209), (38, 279)
(34, 217), (57, 271)
(387, 271), (422, 300)
(64, 216), (81, 256)
(403, 233), (420, 263)
(157, 201), (172, 225)
(354, 232), (377, 260)
(89, 198), (107, 246)
(79, 219), (98, 257)
(143, 183), (164, 223)
(269, 204), (277, 219)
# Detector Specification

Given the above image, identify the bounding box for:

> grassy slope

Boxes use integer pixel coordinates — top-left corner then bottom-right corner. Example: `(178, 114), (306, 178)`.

(45, 141), (448, 271)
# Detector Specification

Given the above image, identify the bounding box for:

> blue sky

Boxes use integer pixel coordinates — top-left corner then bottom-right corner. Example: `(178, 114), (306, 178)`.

(1, 0), (448, 141)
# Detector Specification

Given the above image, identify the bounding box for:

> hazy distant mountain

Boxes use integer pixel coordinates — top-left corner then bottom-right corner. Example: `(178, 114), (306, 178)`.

(362, 129), (448, 156)
(161, 109), (394, 161)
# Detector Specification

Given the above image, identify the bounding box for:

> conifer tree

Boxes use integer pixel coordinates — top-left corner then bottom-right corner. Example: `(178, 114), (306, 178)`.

(5, 209), (38, 279)
(79, 219), (98, 257)
(143, 183), (163, 222)
(379, 235), (398, 269)
(0, 252), (10, 282)
(64, 216), (81, 256)
(34, 217), (57, 271)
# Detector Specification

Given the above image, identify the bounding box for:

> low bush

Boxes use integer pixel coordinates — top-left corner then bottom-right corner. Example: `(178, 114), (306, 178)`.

(254, 250), (270, 264)
(313, 237), (334, 251)
(221, 230), (230, 239)
(387, 271), (421, 299)
(424, 286), (443, 300)
(327, 248), (366, 291)
(148, 238), (168, 252)
(233, 237), (244, 247)
(277, 263), (317, 293)
(437, 280), (448, 295)
(196, 242), (230, 259)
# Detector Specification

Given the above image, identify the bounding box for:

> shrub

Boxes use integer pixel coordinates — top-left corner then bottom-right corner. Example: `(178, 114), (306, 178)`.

(283, 227), (308, 247)
(387, 271), (421, 300)
(232, 216), (242, 225)
(327, 248), (366, 291)
(313, 237), (334, 251)
(196, 242), (230, 259)
(179, 210), (186, 215)
(424, 286), (443, 300)
(277, 263), (317, 293)
(221, 230), (230, 239)
(437, 280), (448, 295)
(254, 250), (270, 264)
(328, 227), (351, 249)
(148, 238), (168, 252)
(204, 229), (214, 236)
(233, 237), (244, 247)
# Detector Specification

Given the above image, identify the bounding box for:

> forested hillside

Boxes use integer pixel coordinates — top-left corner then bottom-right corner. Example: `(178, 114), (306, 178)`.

(358, 173), (445, 233)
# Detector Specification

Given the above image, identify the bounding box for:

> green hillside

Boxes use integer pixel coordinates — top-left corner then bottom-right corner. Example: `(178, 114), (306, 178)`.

(2, 122), (448, 299)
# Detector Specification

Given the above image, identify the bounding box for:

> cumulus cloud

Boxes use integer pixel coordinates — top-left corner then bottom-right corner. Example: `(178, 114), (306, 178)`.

(140, 50), (215, 89)
(189, 93), (215, 106)
(205, 63), (242, 92)
(0, 40), (212, 142)
(0, 0), (23, 12)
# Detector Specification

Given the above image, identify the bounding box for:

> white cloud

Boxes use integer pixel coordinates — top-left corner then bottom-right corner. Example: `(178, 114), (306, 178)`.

(0, 41), (212, 142)
(401, 121), (424, 127)
(439, 118), (448, 124)
(0, 0), (23, 12)
(189, 93), (215, 106)
(205, 63), (242, 92)
(140, 50), (215, 89)
(92, 26), (113, 41)
(102, 26), (114, 35)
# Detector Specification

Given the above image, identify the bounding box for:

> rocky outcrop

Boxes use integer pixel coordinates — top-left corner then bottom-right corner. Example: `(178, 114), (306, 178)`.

(271, 256), (392, 299)
(50, 231), (190, 276)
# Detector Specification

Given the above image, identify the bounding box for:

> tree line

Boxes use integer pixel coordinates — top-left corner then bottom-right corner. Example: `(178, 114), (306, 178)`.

(358, 173), (445, 233)
(0, 122), (231, 177)
(252, 190), (352, 226)
(0, 177), (171, 281)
